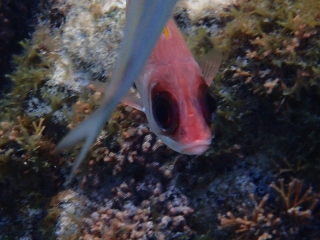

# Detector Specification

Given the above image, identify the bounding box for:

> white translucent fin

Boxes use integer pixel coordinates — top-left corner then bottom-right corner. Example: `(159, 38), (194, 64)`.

(56, 0), (178, 185)
(122, 91), (144, 111)
(89, 81), (144, 111)
(198, 50), (223, 86)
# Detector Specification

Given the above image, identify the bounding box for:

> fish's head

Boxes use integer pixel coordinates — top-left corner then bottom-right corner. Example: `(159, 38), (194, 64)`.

(143, 65), (217, 155)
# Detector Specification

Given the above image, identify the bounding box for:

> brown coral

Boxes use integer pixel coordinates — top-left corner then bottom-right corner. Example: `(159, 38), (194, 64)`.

(270, 178), (319, 219)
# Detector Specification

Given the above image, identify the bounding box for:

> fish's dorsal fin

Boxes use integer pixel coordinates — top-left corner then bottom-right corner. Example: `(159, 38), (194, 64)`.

(197, 49), (222, 86)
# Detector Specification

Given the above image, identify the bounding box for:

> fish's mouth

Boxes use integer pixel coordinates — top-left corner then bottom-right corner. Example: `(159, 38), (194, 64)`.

(180, 140), (211, 155)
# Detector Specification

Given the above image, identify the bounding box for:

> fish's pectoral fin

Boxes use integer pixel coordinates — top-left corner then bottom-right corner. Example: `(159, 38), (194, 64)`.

(88, 81), (108, 93)
(198, 49), (223, 86)
(56, 107), (108, 185)
(122, 89), (144, 111)
(89, 80), (144, 111)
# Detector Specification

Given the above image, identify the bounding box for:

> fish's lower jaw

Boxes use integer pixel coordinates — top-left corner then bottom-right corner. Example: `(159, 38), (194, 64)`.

(159, 136), (210, 155)
(180, 140), (211, 155)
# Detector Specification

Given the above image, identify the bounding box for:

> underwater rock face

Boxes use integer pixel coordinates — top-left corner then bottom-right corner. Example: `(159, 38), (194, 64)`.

(0, 0), (40, 97)
(1, 0), (320, 239)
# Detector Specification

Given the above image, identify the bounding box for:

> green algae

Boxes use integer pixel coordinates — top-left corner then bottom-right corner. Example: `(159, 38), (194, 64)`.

(0, 24), (64, 238)
(200, 0), (320, 170)
(0, 26), (56, 162)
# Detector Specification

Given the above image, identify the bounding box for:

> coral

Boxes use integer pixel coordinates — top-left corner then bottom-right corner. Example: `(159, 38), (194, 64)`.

(272, 157), (306, 176)
(218, 178), (320, 239)
(79, 182), (194, 240)
(0, 23), (65, 237)
(2, 0), (320, 239)
(0, 115), (56, 168)
(270, 178), (319, 219)
(48, 180), (194, 240)
(64, 87), (104, 129)
(218, 194), (280, 240)
(49, 190), (90, 239)
(195, 0), (320, 175)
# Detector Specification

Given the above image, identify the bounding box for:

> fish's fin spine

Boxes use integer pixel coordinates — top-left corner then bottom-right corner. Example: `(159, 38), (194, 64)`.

(198, 49), (223, 86)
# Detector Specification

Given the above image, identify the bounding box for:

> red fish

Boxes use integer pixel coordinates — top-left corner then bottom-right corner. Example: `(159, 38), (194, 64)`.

(87, 18), (222, 155)
(123, 19), (221, 155)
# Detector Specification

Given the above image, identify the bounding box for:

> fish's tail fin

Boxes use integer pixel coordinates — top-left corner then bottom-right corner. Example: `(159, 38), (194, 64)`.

(56, 106), (112, 185)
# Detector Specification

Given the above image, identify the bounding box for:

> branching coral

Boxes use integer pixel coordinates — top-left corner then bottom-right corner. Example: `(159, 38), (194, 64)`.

(218, 194), (280, 240)
(2, 0), (320, 239)
(79, 182), (194, 240)
(31, 117), (46, 136)
(63, 87), (105, 130)
(270, 178), (319, 219)
(0, 115), (56, 169)
(218, 178), (320, 239)
(272, 157), (306, 176)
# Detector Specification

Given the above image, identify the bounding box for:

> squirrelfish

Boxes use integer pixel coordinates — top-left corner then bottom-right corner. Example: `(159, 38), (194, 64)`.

(56, 0), (221, 183)
(130, 18), (221, 155)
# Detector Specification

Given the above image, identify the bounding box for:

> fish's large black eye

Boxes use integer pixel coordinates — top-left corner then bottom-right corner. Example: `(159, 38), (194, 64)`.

(152, 92), (179, 134)
(200, 85), (217, 124)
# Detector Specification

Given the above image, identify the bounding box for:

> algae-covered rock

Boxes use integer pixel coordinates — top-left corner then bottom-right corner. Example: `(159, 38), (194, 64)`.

(1, 0), (320, 239)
